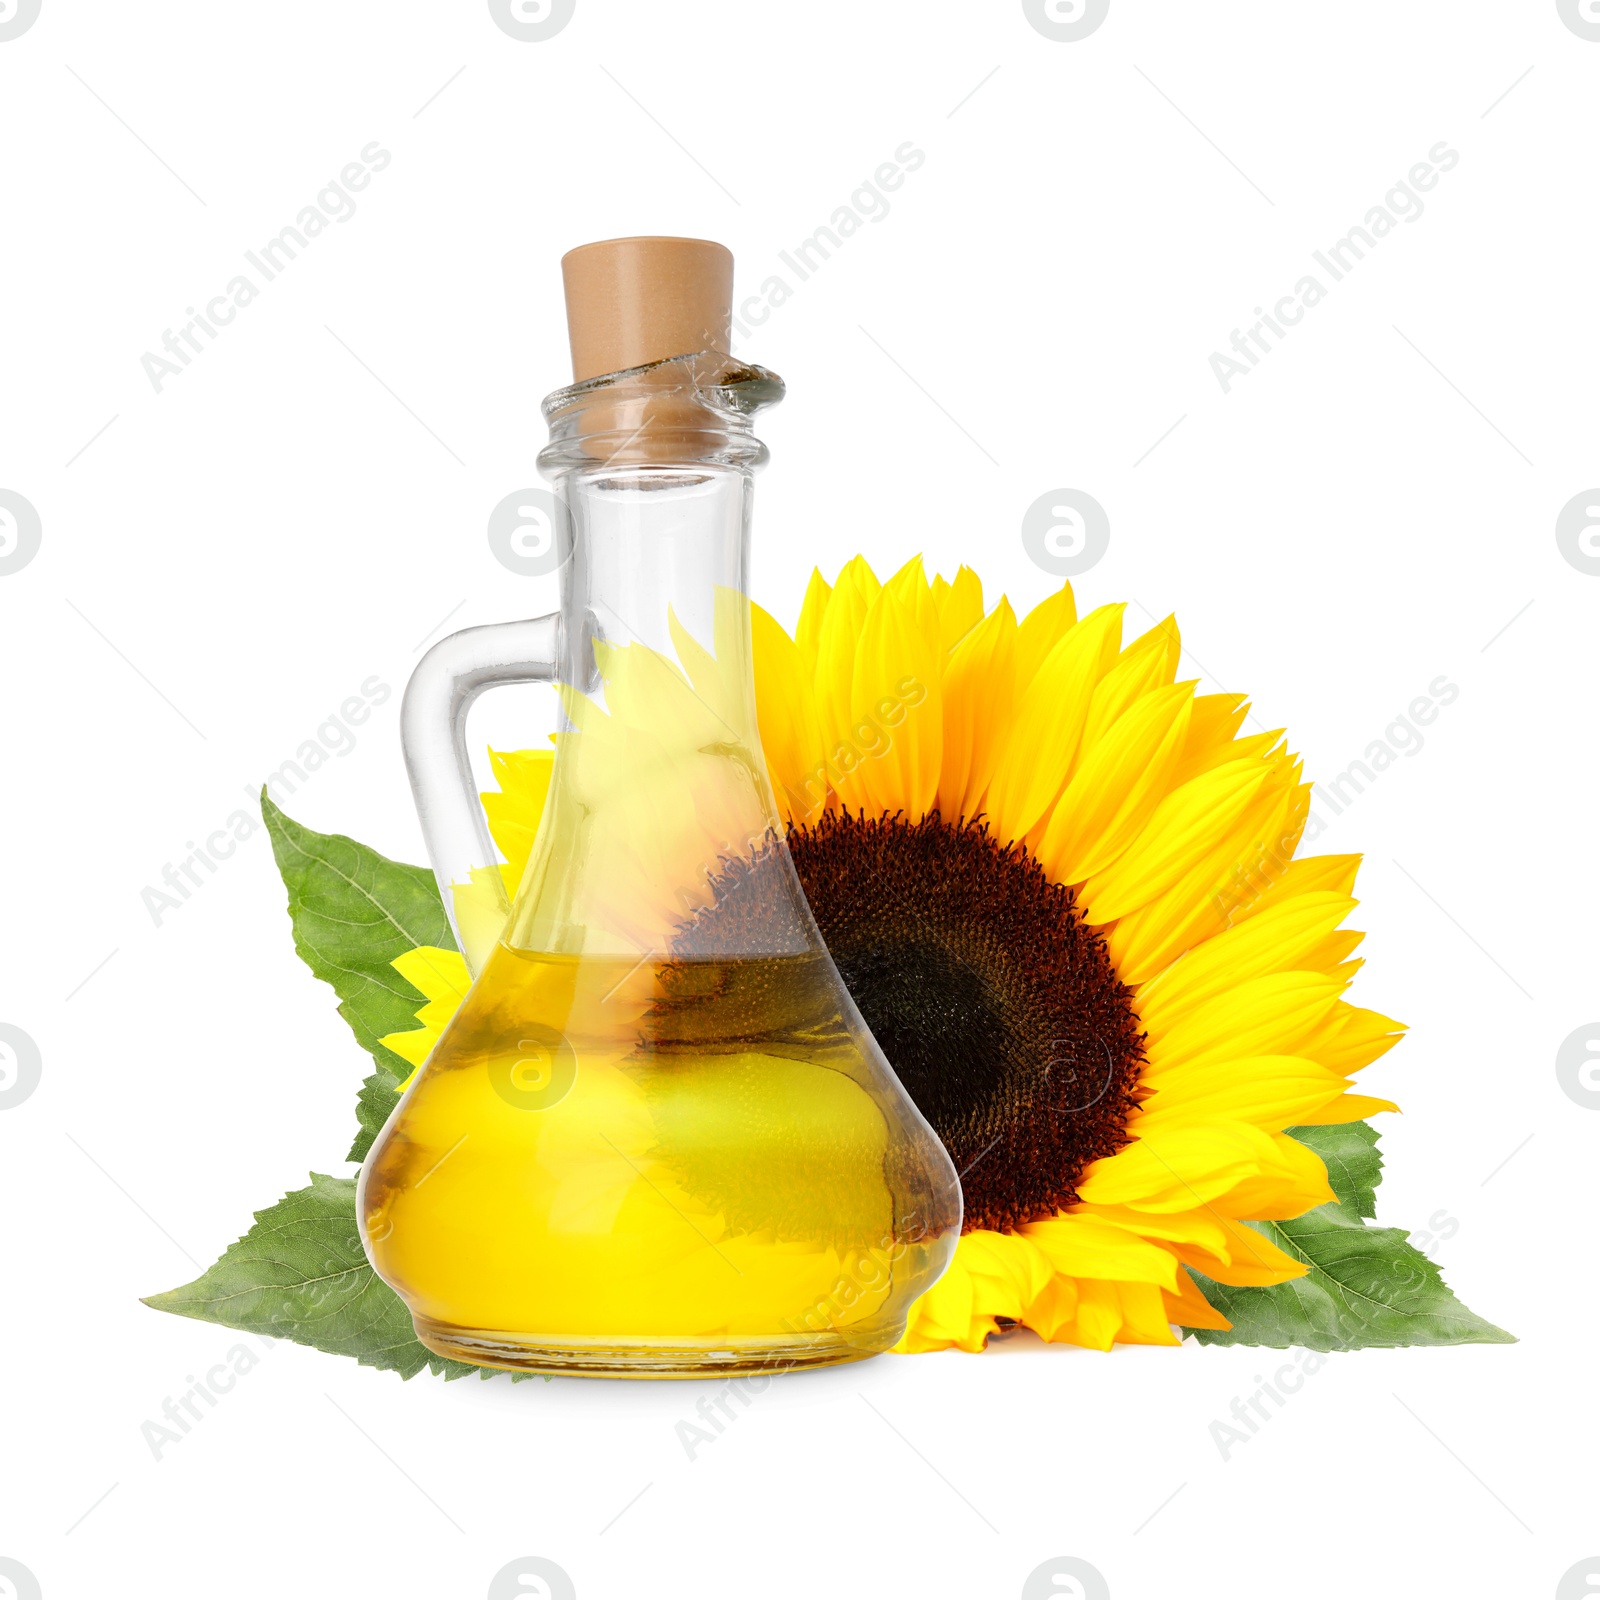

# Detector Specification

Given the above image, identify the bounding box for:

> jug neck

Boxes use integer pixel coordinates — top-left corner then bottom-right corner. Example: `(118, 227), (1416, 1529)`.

(537, 351), (785, 687)
(502, 352), (793, 959)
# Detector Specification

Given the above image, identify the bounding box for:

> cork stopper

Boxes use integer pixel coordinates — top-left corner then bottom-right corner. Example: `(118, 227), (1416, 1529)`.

(561, 237), (733, 382)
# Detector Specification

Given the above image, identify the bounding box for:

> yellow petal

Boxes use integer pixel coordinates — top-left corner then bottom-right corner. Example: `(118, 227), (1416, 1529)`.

(1134, 1054), (1352, 1132)
(1037, 682), (1195, 884)
(1174, 693), (1249, 783)
(1024, 1277), (1179, 1350)
(1076, 1201), (1234, 1258)
(896, 1229), (1055, 1353)
(667, 595), (746, 736)
(847, 584), (943, 818)
(380, 1028), (434, 1073)
(450, 865), (517, 972)
(1173, 1220), (1310, 1287)
(1077, 618), (1179, 756)
(1295, 1092), (1400, 1124)
(1301, 929), (1366, 974)
(1104, 759), (1307, 979)
(1299, 1001), (1407, 1075)
(1013, 581), (1080, 688)
(983, 603), (1123, 841)
(1141, 970), (1344, 1073)
(1176, 724), (1280, 787)
(391, 944), (472, 1005)
(885, 553), (942, 651)
(751, 599), (828, 824)
(1020, 1211), (1180, 1288)
(813, 556), (881, 775)
(1243, 853), (1361, 910)
(1229, 1130), (1340, 1220)
(903, 1241), (975, 1341)
(1018, 1273), (1080, 1343)
(959, 1228), (1058, 1306)
(1077, 1120), (1335, 1218)
(933, 565), (984, 651)
(1081, 1202), (1307, 1287)
(481, 748), (555, 884)
(1080, 758), (1272, 925)
(1164, 1266), (1234, 1329)
(795, 568), (833, 680)
(936, 597), (1017, 822)
(1136, 890), (1361, 1036)
(380, 946), (472, 1089)
(1096, 1281), (1184, 1346)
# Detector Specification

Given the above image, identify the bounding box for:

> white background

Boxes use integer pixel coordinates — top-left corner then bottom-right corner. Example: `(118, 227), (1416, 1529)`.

(1, 2), (1595, 1597)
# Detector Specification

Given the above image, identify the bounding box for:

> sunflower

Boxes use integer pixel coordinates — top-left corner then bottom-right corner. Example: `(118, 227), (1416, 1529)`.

(383, 555), (1402, 1353)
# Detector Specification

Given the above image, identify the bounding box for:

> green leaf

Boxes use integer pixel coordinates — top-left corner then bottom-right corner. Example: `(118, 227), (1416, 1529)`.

(1186, 1123), (1513, 1350)
(262, 794), (450, 1160)
(142, 1174), (530, 1381)
(1290, 1120), (1381, 1220)
(353, 1064), (405, 1164)
(1189, 1206), (1515, 1350)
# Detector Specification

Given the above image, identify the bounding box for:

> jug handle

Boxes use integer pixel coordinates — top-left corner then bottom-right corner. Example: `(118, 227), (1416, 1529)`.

(401, 614), (560, 973)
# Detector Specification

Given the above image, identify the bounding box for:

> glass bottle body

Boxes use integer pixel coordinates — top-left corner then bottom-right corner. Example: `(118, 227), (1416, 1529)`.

(359, 358), (960, 1376)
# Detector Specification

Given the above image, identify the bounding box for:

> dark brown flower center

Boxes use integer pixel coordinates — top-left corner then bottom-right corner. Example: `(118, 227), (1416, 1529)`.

(786, 811), (1145, 1234)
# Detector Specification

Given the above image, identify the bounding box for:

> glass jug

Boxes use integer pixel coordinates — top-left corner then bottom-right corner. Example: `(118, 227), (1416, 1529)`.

(357, 257), (960, 1377)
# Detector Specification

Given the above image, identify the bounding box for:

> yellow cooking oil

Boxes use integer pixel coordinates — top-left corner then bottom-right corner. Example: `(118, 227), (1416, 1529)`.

(359, 939), (944, 1373)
